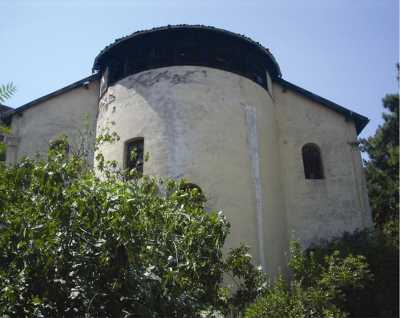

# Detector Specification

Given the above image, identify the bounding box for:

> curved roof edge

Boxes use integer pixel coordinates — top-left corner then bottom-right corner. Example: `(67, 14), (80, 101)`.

(275, 78), (369, 135)
(92, 24), (282, 78)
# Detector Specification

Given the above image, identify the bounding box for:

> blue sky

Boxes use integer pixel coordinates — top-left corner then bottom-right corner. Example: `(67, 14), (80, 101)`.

(0, 0), (398, 139)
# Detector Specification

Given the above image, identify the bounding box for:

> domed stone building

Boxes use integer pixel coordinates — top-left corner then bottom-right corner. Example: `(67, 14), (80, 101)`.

(1, 25), (372, 275)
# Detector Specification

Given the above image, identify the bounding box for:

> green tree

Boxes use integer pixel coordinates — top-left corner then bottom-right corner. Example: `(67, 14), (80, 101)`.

(0, 137), (265, 317)
(0, 129), (375, 317)
(309, 230), (399, 318)
(0, 126), (10, 162)
(0, 82), (16, 104)
(244, 241), (371, 318)
(361, 77), (399, 233)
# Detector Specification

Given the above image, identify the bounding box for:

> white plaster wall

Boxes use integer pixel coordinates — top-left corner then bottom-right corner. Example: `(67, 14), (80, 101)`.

(7, 80), (99, 164)
(97, 66), (288, 275)
(272, 81), (372, 247)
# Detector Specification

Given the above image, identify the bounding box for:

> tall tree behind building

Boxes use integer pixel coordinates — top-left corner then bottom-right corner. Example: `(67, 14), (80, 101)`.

(361, 64), (399, 237)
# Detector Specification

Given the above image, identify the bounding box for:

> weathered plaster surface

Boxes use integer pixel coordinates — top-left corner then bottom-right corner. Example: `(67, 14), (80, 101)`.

(7, 81), (99, 164)
(272, 81), (372, 247)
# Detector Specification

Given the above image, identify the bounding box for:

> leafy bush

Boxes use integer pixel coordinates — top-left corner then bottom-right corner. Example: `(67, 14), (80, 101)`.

(361, 93), (399, 231)
(0, 138), (264, 317)
(244, 241), (371, 318)
(310, 230), (399, 318)
(354, 89), (399, 317)
(0, 135), (386, 317)
(245, 227), (399, 318)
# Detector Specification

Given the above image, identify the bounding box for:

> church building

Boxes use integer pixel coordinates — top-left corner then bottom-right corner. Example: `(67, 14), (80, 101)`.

(1, 25), (372, 274)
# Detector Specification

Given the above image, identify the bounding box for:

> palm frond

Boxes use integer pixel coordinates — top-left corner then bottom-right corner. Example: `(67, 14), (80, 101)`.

(0, 82), (17, 103)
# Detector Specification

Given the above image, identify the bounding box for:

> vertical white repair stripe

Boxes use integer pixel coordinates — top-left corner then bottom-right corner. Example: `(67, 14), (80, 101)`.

(244, 105), (266, 270)
(167, 99), (186, 179)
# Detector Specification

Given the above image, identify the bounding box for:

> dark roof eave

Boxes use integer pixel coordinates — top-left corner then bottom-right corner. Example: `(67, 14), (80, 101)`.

(92, 24), (282, 78)
(275, 78), (369, 135)
(2, 73), (100, 121)
(0, 104), (12, 112)
(0, 104), (13, 125)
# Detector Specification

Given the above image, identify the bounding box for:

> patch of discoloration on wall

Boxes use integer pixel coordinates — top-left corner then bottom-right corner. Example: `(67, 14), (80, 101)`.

(130, 69), (206, 88)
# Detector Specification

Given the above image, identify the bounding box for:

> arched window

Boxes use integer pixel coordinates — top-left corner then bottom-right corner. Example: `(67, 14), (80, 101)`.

(125, 137), (144, 176)
(302, 143), (324, 179)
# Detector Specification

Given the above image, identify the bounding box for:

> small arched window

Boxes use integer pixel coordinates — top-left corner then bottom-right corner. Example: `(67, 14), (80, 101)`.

(302, 143), (324, 180)
(125, 137), (144, 176)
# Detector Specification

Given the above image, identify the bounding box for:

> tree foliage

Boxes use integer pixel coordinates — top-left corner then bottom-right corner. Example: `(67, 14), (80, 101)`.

(361, 93), (399, 232)
(308, 230), (399, 318)
(0, 82), (16, 104)
(0, 135), (373, 317)
(0, 138), (265, 317)
(0, 126), (10, 162)
(342, 68), (400, 317)
(244, 241), (371, 318)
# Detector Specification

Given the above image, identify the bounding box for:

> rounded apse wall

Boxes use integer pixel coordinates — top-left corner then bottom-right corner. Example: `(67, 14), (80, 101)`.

(96, 66), (288, 275)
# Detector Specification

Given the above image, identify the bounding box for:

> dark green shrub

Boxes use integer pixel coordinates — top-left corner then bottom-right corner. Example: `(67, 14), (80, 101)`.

(311, 229), (399, 318)
(0, 138), (264, 317)
(244, 241), (372, 318)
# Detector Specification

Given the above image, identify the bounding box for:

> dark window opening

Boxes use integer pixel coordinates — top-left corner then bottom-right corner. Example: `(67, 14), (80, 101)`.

(125, 138), (144, 176)
(302, 143), (324, 179)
